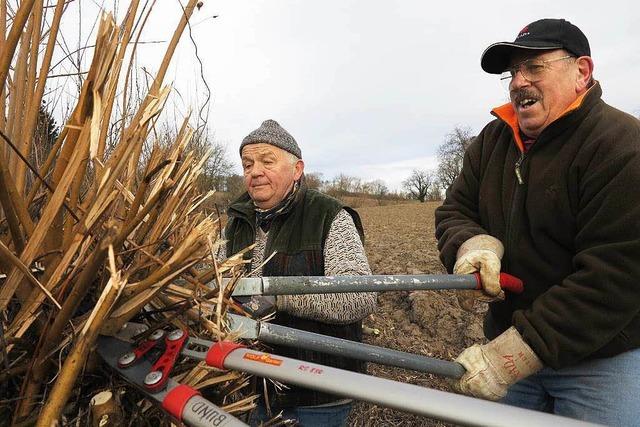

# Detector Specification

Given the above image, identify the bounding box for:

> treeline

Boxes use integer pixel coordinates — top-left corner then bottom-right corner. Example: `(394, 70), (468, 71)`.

(305, 174), (404, 202)
(210, 172), (405, 208)
(31, 105), (475, 209)
(204, 125), (476, 209)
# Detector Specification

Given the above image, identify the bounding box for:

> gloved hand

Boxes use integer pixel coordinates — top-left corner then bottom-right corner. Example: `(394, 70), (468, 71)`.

(234, 295), (277, 319)
(455, 327), (543, 401)
(453, 234), (504, 310)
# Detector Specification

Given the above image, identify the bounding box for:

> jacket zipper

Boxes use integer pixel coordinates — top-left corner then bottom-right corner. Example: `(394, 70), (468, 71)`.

(504, 149), (527, 271)
(515, 151), (526, 185)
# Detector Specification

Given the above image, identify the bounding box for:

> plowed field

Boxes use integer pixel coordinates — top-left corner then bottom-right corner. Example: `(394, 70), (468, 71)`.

(348, 202), (487, 426)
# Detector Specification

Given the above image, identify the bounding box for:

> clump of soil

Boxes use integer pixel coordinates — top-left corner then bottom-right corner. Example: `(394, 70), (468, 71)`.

(348, 202), (487, 426)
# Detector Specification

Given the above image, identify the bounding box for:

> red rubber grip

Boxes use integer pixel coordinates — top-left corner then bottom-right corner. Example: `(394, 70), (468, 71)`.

(205, 341), (245, 369)
(162, 384), (200, 420)
(474, 272), (524, 293)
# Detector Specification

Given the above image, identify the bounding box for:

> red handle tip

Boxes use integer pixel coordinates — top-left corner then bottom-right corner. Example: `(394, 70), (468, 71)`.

(498, 272), (524, 293)
(474, 272), (524, 293)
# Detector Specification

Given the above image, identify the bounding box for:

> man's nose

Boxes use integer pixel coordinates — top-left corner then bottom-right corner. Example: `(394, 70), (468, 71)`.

(510, 69), (530, 90)
(250, 162), (265, 176)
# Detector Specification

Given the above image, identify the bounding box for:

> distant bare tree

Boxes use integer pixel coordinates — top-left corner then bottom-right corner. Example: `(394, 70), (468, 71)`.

(189, 130), (235, 192)
(402, 169), (435, 202)
(26, 103), (61, 191)
(224, 174), (245, 200)
(437, 126), (475, 191)
(369, 179), (389, 205)
(327, 173), (359, 197)
(427, 179), (443, 201)
(352, 177), (363, 193)
(152, 124), (235, 192)
(304, 172), (324, 190)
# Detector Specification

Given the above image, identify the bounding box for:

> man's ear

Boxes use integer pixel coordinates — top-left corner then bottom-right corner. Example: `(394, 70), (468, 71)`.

(575, 56), (594, 93)
(294, 159), (304, 180)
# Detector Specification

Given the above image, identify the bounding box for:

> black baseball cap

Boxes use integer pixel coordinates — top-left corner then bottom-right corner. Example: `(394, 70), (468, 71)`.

(481, 18), (591, 74)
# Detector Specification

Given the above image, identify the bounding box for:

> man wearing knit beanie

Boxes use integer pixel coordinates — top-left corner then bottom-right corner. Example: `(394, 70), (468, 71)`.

(239, 119), (302, 159)
(224, 119), (376, 426)
(237, 119), (304, 211)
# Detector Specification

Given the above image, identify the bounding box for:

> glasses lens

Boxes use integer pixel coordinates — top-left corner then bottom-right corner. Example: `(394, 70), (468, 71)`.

(522, 61), (546, 82)
(500, 71), (512, 91)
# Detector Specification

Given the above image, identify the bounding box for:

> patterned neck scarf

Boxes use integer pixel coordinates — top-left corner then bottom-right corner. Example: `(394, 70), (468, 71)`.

(254, 180), (300, 232)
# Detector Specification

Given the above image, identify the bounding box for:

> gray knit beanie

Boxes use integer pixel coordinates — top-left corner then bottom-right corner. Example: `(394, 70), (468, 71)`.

(240, 119), (302, 159)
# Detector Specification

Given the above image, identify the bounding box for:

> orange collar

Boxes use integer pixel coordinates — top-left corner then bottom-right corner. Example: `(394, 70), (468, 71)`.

(491, 86), (592, 152)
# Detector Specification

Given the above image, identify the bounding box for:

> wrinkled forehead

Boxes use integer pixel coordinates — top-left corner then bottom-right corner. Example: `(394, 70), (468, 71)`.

(240, 143), (286, 159)
(508, 48), (566, 67)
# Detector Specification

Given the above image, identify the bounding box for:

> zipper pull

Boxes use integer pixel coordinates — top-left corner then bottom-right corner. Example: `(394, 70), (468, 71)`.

(515, 153), (525, 185)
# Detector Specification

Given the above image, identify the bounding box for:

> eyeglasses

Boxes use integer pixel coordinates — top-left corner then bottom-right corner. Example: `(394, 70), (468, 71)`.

(500, 55), (575, 88)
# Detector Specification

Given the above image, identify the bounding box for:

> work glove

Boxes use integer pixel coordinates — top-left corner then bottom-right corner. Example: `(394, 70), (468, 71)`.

(455, 327), (543, 401)
(453, 234), (504, 311)
(234, 295), (277, 319)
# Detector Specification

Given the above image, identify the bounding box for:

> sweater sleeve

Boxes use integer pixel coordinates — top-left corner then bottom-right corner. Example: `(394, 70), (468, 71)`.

(277, 209), (377, 324)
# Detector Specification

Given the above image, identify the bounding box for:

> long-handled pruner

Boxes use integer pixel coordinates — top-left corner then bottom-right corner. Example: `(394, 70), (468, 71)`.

(224, 273), (522, 378)
(228, 272), (523, 296)
(227, 313), (466, 378)
(98, 331), (598, 427)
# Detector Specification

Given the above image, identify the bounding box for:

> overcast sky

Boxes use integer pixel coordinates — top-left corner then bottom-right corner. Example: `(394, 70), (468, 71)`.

(63, 1), (640, 191)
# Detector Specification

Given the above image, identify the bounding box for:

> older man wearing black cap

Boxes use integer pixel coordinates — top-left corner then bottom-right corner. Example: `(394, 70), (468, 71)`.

(224, 119), (376, 426)
(435, 18), (640, 424)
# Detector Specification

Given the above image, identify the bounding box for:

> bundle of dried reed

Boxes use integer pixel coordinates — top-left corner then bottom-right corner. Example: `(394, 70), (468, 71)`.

(0, 2), (256, 425)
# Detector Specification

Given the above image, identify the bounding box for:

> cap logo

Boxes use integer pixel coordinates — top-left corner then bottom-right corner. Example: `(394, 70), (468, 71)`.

(516, 26), (530, 39)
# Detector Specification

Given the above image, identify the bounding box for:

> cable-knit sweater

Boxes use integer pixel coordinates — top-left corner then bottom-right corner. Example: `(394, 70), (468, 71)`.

(249, 209), (376, 323)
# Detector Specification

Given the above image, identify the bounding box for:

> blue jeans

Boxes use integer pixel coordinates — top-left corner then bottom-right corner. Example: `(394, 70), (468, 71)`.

(501, 347), (640, 426)
(248, 401), (352, 427)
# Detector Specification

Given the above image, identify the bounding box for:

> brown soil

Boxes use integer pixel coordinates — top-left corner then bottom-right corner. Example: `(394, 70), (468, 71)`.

(348, 202), (487, 426)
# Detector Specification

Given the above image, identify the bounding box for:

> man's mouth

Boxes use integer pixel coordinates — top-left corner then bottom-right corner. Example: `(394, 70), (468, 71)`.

(513, 91), (541, 111)
(518, 98), (538, 109)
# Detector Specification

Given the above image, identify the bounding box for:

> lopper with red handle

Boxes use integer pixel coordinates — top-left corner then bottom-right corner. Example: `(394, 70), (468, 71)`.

(97, 329), (599, 427)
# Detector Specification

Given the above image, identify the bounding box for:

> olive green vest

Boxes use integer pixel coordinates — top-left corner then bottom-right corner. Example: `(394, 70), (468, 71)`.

(225, 185), (366, 407)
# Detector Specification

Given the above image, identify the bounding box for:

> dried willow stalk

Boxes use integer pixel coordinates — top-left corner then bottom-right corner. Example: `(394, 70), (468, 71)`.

(0, 1), (256, 424)
(36, 246), (125, 426)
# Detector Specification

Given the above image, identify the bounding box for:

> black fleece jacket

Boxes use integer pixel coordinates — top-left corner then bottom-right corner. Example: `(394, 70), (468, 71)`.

(435, 83), (640, 369)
